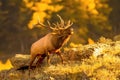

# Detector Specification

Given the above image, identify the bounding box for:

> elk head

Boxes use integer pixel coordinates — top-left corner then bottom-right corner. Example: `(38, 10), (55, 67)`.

(36, 15), (73, 35)
(48, 15), (73, 36)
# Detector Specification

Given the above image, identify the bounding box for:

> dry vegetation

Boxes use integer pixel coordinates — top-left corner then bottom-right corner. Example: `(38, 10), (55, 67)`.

(0, 37), (120, 80)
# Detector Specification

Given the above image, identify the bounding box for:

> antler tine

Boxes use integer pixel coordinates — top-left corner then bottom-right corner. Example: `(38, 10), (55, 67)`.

(65, 20), (73, 29)
(57, 14), (65, 28)
(53, 23), (59, 29)
(56, 22), (62, 29)
(47, 20), (58, 30)
(47, 20), (53, 29)
(36, 16), (46, 27)
(53, 23), (57, 27)
(53, 22), (63, 30)
(54, 22), (65, 30)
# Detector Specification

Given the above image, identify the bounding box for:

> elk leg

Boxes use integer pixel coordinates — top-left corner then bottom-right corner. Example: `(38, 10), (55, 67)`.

(36, 54), (46, 67)
(47, 52), (51, 65)
(29, 54), (37, 76)
(36, 55), (42, 67)
(56, 51), (64, 64)
(29, 54), (37, 69)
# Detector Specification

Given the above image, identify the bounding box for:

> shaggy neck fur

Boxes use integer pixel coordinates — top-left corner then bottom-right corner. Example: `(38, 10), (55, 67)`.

(51, 33), (71, 49)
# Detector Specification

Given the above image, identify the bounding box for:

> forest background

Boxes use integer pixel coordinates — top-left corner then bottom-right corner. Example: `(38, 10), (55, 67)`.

(0, 0), (120, 61)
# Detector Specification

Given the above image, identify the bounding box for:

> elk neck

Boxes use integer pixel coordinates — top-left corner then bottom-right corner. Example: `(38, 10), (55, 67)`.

(51, 33), (71, 49)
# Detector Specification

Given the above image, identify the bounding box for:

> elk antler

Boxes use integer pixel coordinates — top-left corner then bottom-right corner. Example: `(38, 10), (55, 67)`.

(47, 20), (59, 31)
(33, 16), (46, 27)
(57, 14), (73, 29)
(36, 16), (46, 27)
(57, 14), (65, 28)
(46, 15), (73, 31)
(65, 20), (73, 29)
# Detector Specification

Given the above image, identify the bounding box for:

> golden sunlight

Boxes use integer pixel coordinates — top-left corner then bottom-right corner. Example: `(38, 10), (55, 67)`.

(23, 0), (34, 8)
(88, 38), (95, 44)
(0, 59), (13, 71)
(28, 12), (47, 29)
(23, 0), (63, 29)
(81, 0), (98, 15)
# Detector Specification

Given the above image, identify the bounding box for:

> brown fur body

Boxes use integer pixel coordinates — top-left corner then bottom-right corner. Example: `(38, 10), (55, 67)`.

(29, 15), (73, 69)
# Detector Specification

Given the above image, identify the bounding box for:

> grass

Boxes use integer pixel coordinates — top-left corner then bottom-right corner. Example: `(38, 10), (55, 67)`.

(43, 37), (120, 80)
(0, 37), (120, 80)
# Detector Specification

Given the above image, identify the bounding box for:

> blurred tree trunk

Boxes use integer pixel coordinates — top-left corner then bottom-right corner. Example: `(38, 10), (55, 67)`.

(109, 0), (120, 35)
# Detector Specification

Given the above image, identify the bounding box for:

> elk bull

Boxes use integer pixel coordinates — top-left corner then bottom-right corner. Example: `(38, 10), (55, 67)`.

(29, 15), (73, 69)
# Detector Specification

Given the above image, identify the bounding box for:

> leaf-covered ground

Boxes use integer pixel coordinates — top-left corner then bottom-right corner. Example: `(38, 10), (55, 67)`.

(0, 37), (120, 80)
